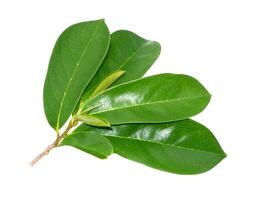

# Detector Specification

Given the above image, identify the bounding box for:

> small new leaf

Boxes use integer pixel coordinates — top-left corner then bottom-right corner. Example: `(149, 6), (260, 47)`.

(91, 70), (125, 98)
(77, 114), (110, 127)
(77, 70), (125, 114)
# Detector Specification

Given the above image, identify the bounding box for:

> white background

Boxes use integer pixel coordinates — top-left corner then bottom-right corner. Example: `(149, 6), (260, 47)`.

(0, 0), (266, 199)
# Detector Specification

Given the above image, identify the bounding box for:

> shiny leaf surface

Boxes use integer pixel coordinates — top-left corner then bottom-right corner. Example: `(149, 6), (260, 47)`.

(79, 30), (161, 102)
(60, 130), (113, 159)
(85, 73), (211, 125)
(43, 19), (110, 130)
(75, 120), (226, 174)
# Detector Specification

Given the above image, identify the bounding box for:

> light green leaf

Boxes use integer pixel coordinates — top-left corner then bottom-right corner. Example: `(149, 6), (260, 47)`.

(85, 73), (211, 125)
(76, 114), (110, 127)
(77, 70), (125, 114)
(60, 130), (113, 159)
(78, 30), (161, 104)
(43, 19), (110, 130)
(75, 119), (226, 174)
(91, 70), (125, 98)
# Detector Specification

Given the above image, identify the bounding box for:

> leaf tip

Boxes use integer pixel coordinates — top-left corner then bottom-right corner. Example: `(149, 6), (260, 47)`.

(222, 151), (227, 159)
(117, 70), (126, 76)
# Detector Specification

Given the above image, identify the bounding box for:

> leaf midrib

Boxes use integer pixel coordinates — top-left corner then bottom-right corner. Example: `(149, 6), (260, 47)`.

(90, 95), (210, 115)
(116, 41), (146, 69)
(104, 134), (224, 157)
(56, 21), (102, 130)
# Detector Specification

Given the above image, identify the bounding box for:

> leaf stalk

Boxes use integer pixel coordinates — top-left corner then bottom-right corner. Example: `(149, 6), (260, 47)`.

(30, 119), (77, 166)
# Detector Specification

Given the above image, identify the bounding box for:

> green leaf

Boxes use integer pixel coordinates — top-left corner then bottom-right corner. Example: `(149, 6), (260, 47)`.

(77, 70), (125, 114)
(76, 114), (110, 127)
(76, 120), (226, 174)
(43, 19), (110, 130)
(85, 73), (211, 125)
(60, 130), (113, 159)
(79, 30), (161, 103)
(91, 70), (125, 98)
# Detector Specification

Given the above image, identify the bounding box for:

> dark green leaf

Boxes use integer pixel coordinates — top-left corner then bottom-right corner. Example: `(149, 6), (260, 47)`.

(79, 30), (161, 103)
(85, 73), (211, 125)
(43, 19), (110, 130)
(60, 130), (113, 159)
(76, 120), (226, 174)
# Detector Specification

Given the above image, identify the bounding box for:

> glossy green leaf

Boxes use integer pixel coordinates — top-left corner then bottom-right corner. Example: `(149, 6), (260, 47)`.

(60, 130), (113, 159)
(85, 73), (211, 125)
(79, 30), (161, 103)
(76, 114), (110, 127)
(74, 119), (226, 174)
(43, 19), (110, 130)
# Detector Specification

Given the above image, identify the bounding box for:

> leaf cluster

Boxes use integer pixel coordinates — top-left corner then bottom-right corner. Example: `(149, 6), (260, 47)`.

(38, 19), (226, 174)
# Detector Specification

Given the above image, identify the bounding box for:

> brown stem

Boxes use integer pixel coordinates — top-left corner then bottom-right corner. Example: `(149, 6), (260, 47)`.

(30, 120), (76, 166)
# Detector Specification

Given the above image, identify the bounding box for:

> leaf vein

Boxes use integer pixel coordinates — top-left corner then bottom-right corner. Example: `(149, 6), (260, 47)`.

(90, 95), (210, 115)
